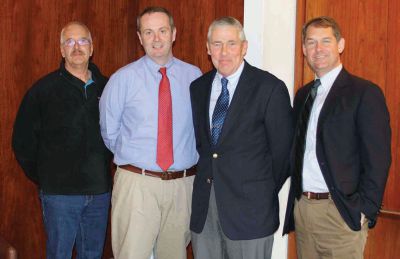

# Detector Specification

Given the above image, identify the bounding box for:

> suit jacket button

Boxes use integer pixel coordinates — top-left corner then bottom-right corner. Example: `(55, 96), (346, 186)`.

(213, 153), (218, 158)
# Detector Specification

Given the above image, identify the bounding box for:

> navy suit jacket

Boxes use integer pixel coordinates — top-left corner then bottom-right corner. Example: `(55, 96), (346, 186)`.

(283, 68), (391, 234)
(190, 61), (293, 240)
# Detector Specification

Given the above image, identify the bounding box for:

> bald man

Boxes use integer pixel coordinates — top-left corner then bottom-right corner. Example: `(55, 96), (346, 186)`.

(12, 22), (111, 258)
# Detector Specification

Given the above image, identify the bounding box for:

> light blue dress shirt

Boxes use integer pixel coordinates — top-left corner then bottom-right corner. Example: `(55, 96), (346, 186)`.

(99, 55), (202, 171)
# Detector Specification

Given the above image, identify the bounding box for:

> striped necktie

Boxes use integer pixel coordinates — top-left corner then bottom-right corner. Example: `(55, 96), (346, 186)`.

(293, 79), (321, 198)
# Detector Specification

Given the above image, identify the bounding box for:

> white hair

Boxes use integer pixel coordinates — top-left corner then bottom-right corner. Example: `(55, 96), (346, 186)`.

(207, 16), (246, 42)
(60, 21), (92, 44)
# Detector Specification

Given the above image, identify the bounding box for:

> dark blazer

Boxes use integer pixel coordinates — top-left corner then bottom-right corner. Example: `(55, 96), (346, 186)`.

(283, 68), (391, 234)
(190, 61), (293, 240)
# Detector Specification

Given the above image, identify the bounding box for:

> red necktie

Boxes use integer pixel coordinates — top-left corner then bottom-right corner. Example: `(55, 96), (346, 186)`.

(157, 67), (174, 171)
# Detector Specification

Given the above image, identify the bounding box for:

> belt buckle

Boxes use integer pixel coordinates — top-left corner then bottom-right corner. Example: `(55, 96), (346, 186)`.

(161, 171), (169, 180)
(307, 192), (311, 200)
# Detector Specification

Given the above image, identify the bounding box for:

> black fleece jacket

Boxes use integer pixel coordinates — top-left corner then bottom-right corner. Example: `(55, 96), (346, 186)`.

(12, 61), (112, 194)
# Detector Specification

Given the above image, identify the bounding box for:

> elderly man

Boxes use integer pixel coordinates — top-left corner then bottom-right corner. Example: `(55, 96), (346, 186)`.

(12, 22), (111, 258)
(99, 6), (201, 259)
(190, 17), (293, 259)
(283, 16), (391, 259)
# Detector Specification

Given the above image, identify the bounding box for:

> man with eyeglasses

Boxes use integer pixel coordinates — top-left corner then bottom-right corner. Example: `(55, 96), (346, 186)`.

(12, 21), (111, 258)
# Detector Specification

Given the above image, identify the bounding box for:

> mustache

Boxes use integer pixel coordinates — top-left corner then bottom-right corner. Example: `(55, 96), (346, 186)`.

(71, 50), (85, 55)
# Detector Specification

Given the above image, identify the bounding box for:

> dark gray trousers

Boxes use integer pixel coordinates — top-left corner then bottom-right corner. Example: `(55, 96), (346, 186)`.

(191, 186), (274, 259)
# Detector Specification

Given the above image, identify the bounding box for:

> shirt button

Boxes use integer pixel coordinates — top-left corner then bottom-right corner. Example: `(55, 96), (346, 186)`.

(213, 153), (218, 158)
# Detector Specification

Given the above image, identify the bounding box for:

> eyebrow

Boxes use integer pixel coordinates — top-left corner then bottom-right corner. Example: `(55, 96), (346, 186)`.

(306, 36), (333, 40)
(142, 26), (170, 31)
(211, 40), (238, 43)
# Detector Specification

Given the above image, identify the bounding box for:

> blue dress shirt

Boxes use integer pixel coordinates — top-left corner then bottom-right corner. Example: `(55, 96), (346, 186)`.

(99, 55), (202, 171)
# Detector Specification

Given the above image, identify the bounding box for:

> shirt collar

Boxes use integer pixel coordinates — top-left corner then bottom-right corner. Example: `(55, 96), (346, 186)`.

(144, 55), (175, 73)
(216, 61), (245, 84)
(84, 77), (94, 88)
(316, 64), (343, 92)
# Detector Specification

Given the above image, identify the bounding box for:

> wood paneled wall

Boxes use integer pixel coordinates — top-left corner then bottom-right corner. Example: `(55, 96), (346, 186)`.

(0, 1), (243, 258)
(290, 0), (400, 258)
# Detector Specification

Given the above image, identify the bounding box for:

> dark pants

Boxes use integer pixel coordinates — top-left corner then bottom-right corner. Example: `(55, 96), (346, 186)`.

(191, 186), (274, 259)
(40, 191), (111, 259)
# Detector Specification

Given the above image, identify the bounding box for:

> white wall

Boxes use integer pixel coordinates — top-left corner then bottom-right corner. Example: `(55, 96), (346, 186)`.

(244, 1), (297, 258)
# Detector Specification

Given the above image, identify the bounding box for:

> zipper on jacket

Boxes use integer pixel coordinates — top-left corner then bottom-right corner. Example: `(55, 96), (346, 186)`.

(83, 79), (94, 100)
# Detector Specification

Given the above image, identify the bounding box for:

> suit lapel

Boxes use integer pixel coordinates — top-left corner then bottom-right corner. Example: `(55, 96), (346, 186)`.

(203, 70), (217, 145)
(317, 68), (350, 134)
(217, 62), (253, 145)
(295, 82), (313, 119)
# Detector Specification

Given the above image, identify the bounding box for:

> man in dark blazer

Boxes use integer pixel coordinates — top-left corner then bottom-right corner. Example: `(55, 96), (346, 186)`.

(283, 16), (391, 259)
(190, 16), (293, 259)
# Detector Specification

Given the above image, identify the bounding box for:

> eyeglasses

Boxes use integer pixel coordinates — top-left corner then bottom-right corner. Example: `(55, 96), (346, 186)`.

(63, 38), (91, 47)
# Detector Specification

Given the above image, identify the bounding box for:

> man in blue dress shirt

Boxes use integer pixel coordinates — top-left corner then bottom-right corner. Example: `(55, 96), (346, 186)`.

(99, 6), (202, 259)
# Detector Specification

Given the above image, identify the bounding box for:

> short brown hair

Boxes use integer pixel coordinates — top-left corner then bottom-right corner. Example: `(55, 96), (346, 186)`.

(302, 16), (342, 43)
(137, 6), (175, 32)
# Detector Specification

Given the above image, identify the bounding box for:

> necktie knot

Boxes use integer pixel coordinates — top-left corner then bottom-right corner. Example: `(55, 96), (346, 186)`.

(313, 79), (321, 89)
(310, 79), (321, 99)
(159, 67), (167, 76)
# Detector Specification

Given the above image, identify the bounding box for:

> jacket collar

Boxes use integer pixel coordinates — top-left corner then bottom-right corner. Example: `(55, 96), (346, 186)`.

(59, 60), (105, 88)
(317, 67), (351, 130)
(206, 60), (254, 147)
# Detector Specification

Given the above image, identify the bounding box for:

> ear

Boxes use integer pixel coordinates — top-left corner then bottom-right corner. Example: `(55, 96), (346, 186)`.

(338, 38), (345, 54)
(172, 27), (177, 42)
(206, 42), (211, 55)
(137, 31), (143, 45)
(242, 40), (248, 56)
(89, 43), (94, 57)
(302, 44), (307, 56)
(60, 45), (65, 58)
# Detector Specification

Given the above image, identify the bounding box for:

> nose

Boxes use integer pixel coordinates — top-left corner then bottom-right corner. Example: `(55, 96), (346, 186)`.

(221, 43), (228, 55)
(315, 42), (322, 52)
(73, 41), (80, 49)
(154, 32), (161, 41)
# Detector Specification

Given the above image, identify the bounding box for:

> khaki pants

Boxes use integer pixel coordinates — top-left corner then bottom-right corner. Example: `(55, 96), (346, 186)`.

(294, 196), (368, 259)
(111, 167), (194, 259)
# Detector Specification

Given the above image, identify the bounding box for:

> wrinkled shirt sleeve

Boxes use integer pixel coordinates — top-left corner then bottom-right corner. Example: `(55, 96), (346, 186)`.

(99, 72), (127, 154)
